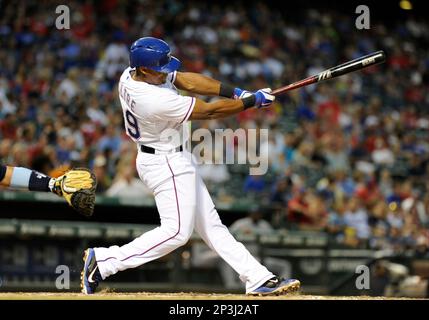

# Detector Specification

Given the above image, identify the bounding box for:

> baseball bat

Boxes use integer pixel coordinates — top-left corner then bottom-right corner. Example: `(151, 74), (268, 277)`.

(271, 50), (386, 96)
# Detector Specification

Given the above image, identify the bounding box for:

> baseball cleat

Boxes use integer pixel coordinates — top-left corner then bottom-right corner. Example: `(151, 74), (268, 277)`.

(247, 277), (301, 296)
(81, 248), (102, 294)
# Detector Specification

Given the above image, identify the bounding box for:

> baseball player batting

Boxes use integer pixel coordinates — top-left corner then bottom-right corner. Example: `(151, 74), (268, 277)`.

(81, 37), (300, 296)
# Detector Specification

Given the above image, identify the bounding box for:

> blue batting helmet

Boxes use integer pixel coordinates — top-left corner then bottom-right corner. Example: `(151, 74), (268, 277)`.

(129, 37), (180, 73)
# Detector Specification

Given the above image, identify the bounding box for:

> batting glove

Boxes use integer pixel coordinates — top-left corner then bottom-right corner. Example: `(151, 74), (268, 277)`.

(233, 87), (253, 99)
(254, 88), (275, 108)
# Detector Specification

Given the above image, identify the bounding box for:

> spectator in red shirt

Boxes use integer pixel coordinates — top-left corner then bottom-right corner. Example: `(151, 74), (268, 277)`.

(287, 186), (328, 230)
(0, 113), (18, 140)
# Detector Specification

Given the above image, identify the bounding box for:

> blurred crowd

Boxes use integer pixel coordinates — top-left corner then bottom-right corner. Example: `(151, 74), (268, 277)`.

(0, 0), (429, 253)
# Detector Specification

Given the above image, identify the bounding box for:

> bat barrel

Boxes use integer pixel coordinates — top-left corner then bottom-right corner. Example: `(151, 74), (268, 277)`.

(329, 50), (386, 78)
(272, 50), (386, 96)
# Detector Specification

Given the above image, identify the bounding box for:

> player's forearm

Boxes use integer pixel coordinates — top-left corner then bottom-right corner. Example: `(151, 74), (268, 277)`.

(174, 72), (221, 96)
(190, 98), (251, 120)
(0, 165), (52, 191)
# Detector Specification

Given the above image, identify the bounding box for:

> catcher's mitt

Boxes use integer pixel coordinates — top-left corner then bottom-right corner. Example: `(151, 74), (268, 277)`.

(52, 168), (97, 217)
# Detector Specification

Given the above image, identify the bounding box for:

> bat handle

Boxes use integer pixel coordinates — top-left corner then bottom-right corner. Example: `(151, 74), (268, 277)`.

(272, 76), (317, 96)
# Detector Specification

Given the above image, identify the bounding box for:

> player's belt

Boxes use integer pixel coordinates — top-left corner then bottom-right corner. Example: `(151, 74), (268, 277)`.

(140, 145), (183, 154)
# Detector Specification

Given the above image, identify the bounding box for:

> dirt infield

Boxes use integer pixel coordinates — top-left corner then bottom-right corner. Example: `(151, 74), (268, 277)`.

(0, 292), (423, 300)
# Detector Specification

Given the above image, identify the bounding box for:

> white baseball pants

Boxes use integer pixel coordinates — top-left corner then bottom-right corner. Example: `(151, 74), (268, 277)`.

(94, 150), (273, 293)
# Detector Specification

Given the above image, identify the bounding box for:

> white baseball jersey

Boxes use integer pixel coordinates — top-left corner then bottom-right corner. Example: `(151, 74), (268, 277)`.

(94, 66), (275, 294)
(118, 67), (195, 152)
